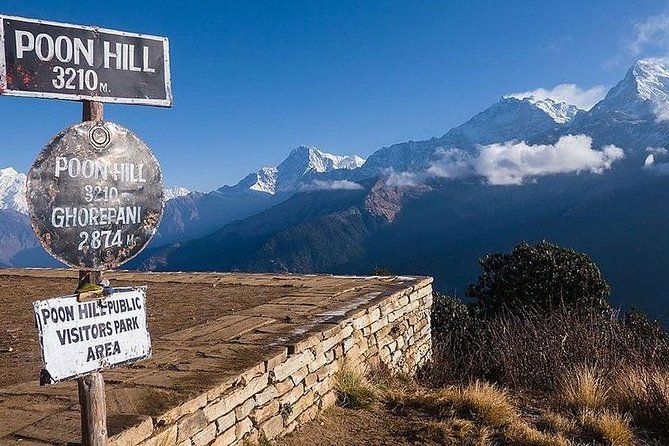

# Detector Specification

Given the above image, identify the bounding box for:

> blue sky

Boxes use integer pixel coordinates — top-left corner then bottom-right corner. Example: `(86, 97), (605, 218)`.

(1, 1), (667, 191)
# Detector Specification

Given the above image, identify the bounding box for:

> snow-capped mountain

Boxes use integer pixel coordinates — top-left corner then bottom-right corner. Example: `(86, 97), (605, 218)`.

(590, 58), (669, 122)
(274, 146), (365, 193)
(361, 96), (579, 176)
(134, 58), (669, 328)
(0, 167), (27, 214)
(451, 96), (579, 144)
(164, 187), (191, 201)
(529, 97), (580, 124)
(233, 167), (278, 195)
(153, 145), (365, 245)
(558, 58), (669, 156)
(227, 145), (365, 195)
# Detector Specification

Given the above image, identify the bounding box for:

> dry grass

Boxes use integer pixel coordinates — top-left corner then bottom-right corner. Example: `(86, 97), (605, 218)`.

(386, 380), (578, 446)
(580, 410), (635, 446)
(611, 367), (669, 431)
(446, 381), (518, 427)
(536, 411), (577, 436)
(428, 299), (669, 393)
(558, 366), (610, 412)
(388, 380), (517, 427)
(426, 296), (669, 444)
(381, 375), (653, 446)
(503, 422), (571, 446)
(335, 369), (378, 409)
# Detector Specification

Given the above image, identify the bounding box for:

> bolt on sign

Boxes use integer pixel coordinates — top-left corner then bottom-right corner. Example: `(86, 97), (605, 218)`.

(33, 287), (151, 383)
(0, 15), (172, 106)
(27, 121), (164, 270)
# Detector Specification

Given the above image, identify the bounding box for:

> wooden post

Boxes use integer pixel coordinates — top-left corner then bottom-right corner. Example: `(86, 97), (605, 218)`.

(78, 100), (107, 446)
(83, 100), (104, 122)
(78, 372), (107, 446)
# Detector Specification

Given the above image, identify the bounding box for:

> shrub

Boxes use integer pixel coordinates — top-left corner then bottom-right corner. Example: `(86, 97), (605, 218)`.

(466, 241), (611, 315)
(428, 304), (669, 391)
(448, 381), (518, 428)
(580, 410), (635, 446)
(503, 422), (570, 446)
(558, 366), (610, 412)
(388, 381), (517, 428)
(536, 411), (577, 436)
(335, 369), (377, 409)
(611, 367), (669, 431)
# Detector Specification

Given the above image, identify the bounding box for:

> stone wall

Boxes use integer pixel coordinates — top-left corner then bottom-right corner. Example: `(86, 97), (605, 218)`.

(119, 280), (433, 446)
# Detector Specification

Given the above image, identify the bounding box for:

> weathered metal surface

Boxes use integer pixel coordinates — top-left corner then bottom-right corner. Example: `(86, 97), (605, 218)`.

(33, 287), (151, 384)
(27, 121), (164, 270)
(0, 15), (172, 106)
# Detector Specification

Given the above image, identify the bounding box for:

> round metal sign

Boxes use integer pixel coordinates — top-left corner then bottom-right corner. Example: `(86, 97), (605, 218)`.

(27, 121), (164, 270)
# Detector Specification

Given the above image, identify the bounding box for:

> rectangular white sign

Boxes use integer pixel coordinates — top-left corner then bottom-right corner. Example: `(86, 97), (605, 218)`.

(33, 287), (152, 384)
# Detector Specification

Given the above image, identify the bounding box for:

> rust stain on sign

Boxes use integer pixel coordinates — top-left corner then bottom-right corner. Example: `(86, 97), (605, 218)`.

(27, 121), (164, 270)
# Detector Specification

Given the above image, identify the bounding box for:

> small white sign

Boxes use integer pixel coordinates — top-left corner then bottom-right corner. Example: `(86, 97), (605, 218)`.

(33, 287), (152, 384)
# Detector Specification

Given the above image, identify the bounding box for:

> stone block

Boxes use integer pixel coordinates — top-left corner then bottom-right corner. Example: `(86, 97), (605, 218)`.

(272, 350), (316, 382)
(319, 391), (338, 409)
(258, 414), (284, 440)
(138, 425), (177, 446)
(290, 365), (309, 386)
(304, 371), (318, 390)
(155, 393), (208, 426)
(296, 404), (319, 425)
(177, 410), (208, 443)
(265, 349), (289, 372)
(307, 353), (328, 373)
(108, 415), (153, 446)
(280, 383), (304, 406)
(249, 400), (280, 425)
(343, 337), (357, 353)
(352, 314), (371, 330)
(255, 385), (279, 406)
(235, 397), (256, 421)
(191, 423), (216, 446)
(311, 376), (333, 397)
(211, 426), (236, 446)
(215, 411), (236, 434)
(320, 331), (343, 352)
(274, 378), (294, 396)
(204, 374), (268, 422)
(285, 391), (315, 424)
(235, 417), (253, 440)
(340, 325), (354, 339)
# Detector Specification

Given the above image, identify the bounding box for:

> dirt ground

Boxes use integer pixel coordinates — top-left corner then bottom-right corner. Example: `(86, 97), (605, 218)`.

(0, 273), (278, 387)
(276, 405), (439, 446)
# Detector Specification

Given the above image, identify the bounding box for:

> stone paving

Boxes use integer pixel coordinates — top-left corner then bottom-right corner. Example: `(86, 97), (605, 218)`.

(0, 269), (433, 445)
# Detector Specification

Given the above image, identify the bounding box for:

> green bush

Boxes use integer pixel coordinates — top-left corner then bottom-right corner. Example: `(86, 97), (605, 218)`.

(424, 241), (669, 391)
(466, 241), (611, 315)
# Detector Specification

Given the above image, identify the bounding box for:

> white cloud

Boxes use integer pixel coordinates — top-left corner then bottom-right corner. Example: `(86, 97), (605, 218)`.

(304, 180), (363, 191)
(629, 14), (669, 56)
(384, 171), (422, 187)
(507, 84), (607, 110)
(646, 146), (668, 155)
(654, 102), (669, 122)
(386, 135), (625, 187)
(471, 135), (624, 185)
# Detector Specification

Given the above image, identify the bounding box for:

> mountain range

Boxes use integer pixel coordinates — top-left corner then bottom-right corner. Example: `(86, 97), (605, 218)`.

(4, 58), (669, 324)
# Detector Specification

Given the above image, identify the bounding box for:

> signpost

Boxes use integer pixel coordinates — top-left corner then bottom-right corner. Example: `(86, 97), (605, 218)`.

(0, 15), (172, 106)
(33, 287), (151, 382)
(0, 14), (172, 446)
(27, 120), (165, 270)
